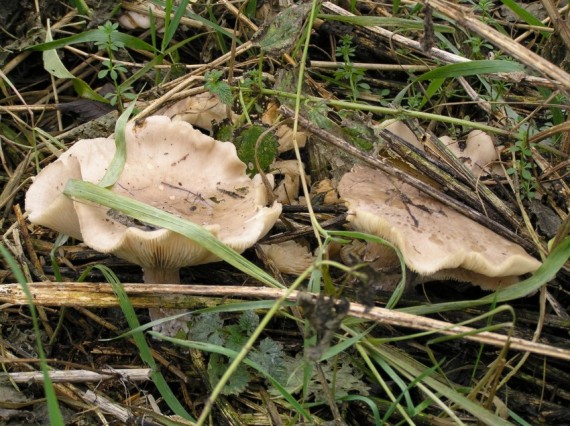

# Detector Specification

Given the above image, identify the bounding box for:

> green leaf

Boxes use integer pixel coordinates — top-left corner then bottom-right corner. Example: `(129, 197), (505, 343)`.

(233, 125), (278, 176)
(341, 126), (373, 150)
(208, 353), (251, 395)
(278, 354), (370, 399)
(42, 25), (109, 103)
(238, 309), (259, 335)
(152, 335), (312, 420)
(415, 60), (525, 81)
(204, 70), (233, 106)
(499, 0), (549, 36)
(249, 337), (287, 381)
(189, 313), (225, 346)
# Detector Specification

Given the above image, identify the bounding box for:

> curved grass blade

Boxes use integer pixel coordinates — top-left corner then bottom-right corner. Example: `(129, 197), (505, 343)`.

(29, 28), (156, 53)
(42, 24), (108, 103)
(151, 0), (234, 39)
(371, 345), (514, 425)
(0, 244), (64, 425)
(339, 395), (381, 424)
(94, 264), (195, 421)
(499, 0), (548, 36)
(97, 101), (136, 188)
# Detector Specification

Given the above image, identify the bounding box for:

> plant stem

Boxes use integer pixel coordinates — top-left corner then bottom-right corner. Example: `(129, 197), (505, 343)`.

(262, 88), (512, 136)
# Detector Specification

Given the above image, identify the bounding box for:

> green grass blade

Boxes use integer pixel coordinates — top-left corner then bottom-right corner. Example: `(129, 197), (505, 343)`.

(327, 230), (406, 308)
(416, 60), (525, 81)
(42, 25), (108, 103)
(29, 28), (156, 53)
(373, 345), (514, 425)
(318, 14), (453, 33)
(118, 32), (207, 92)
(151, 0), (234, 39)
(162, 0), (190, 50)
(499, 0), (548, 34)
(400, 235), (570, 315)
(319, 330), (369, 362)
(0, 244), (64, 425)
(107, 300), (299, 340)
(339, 395), (381, 424)
(97, 101), (136, 188)
(381, 360), (440, 423)
(63, 180), (283, 289)
(96, 264), (195, 421)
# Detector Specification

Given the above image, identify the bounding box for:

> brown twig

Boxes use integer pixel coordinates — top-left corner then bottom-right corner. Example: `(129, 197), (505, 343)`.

(1, 282), (569, 361)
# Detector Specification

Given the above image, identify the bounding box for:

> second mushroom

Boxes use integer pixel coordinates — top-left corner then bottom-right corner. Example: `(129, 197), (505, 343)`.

(337, 165), (541, 290)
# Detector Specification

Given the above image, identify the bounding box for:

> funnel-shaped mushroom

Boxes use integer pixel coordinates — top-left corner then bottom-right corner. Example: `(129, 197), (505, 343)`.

(337, 165), (540, 290)
(26, 116), (282, 331)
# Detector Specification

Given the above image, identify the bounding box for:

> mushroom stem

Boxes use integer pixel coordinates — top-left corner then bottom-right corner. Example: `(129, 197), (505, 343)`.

(144, 268), (189, 335)
(143, 268), (180, 285)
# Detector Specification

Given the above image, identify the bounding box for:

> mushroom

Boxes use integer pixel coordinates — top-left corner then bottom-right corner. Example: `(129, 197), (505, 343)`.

(440, 130), (504, 177)
(26, 116), (282, 333)
(312, 179), (340, 205)
(157, 92), (237, 133)
(258, 240), (315, 275)
(337, 165), (541, 290)
(262, 101), (308, 153)
(271, 160), (304, 204)
(375, 120), (423, 151)
(118, 3), (163, 30)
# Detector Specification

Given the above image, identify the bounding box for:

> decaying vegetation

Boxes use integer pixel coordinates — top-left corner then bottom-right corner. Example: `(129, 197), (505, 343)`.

(1, 0), (570, 424)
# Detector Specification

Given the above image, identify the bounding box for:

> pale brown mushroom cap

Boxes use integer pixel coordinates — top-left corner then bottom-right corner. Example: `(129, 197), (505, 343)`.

(380, 120), (423, 151)
(25, 137), (116, 240)
(26, 116), (281, 270)
(338, 165), (541, 285)
(157, 92), (237, 132)
(262, 101), (308, 153)
(271, 160), (304, 204)
(118, 3), (162, 30)
(259, 240), (315, 275)
(441, 130), (503, 177)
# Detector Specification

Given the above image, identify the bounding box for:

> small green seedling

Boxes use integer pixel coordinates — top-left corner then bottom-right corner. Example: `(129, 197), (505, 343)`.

(334, 35), (370, 101)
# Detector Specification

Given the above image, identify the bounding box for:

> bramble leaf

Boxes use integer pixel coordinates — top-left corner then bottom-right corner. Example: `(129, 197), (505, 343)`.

(233, 125), (278, 176)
